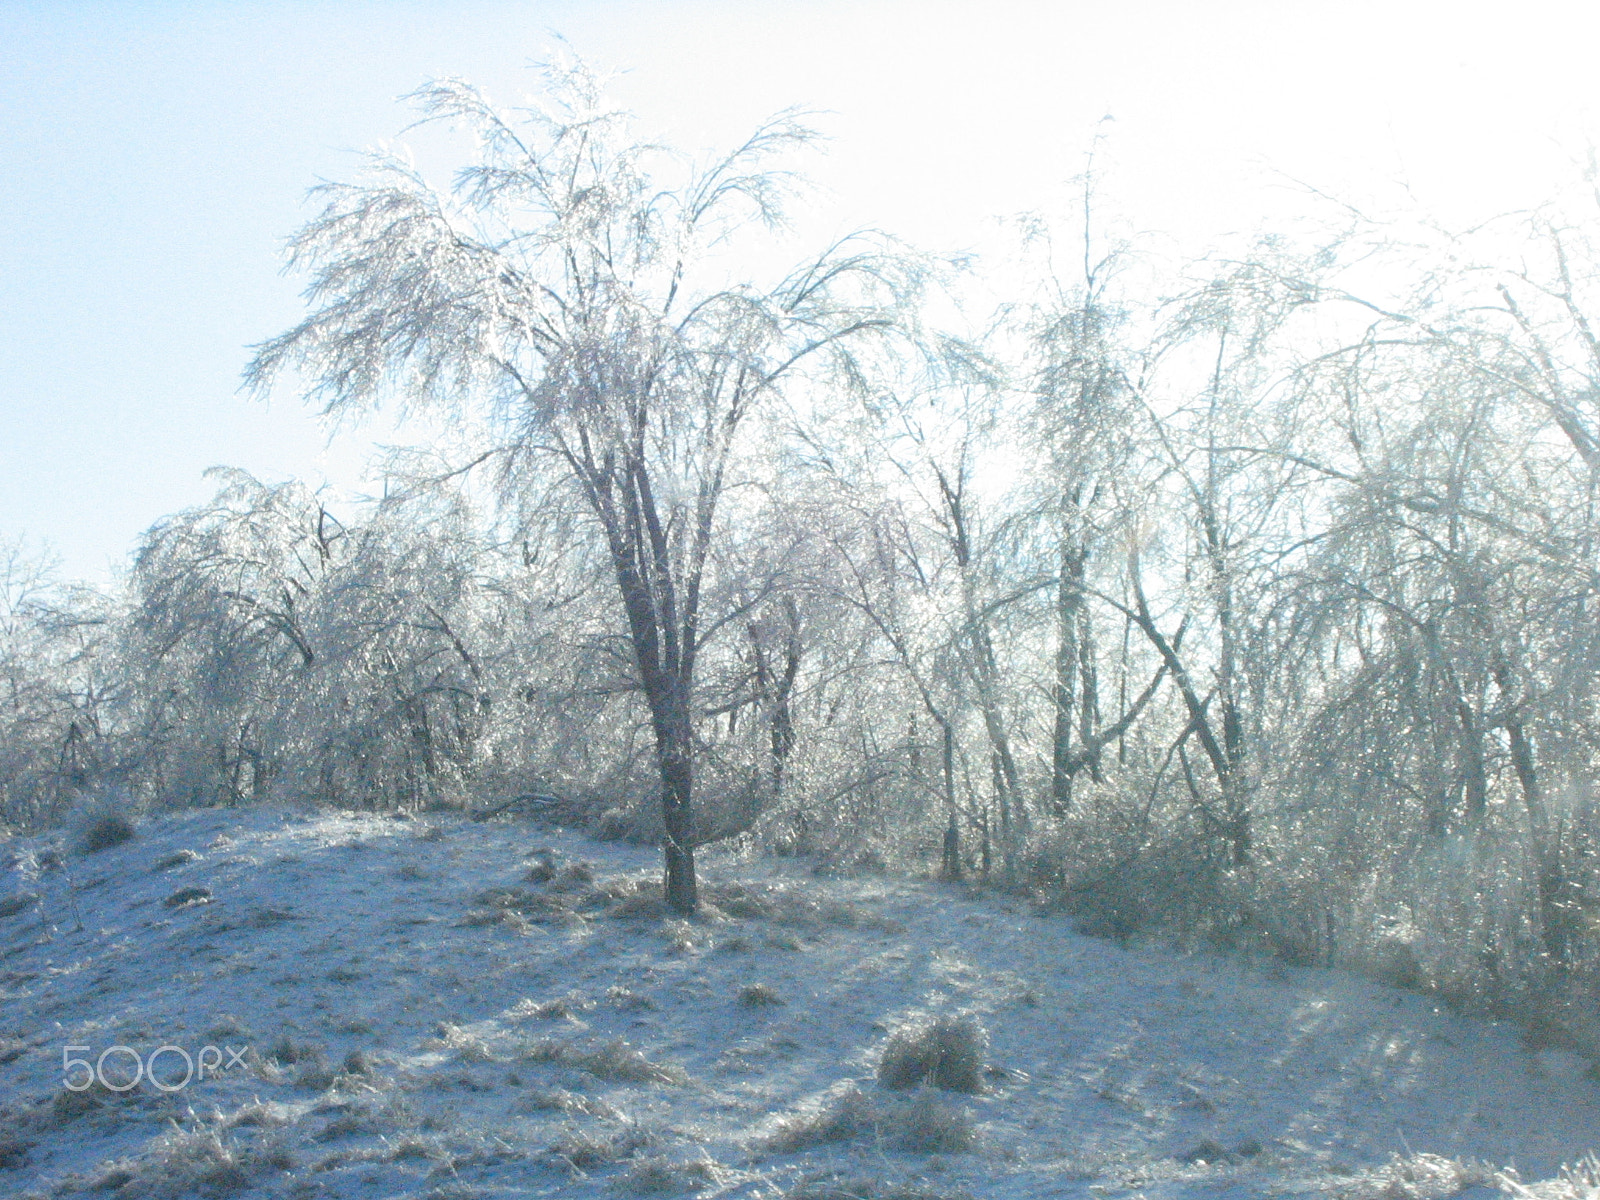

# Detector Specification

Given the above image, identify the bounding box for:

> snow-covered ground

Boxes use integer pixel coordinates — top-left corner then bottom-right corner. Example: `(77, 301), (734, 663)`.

(1, 805), (1597, 1199)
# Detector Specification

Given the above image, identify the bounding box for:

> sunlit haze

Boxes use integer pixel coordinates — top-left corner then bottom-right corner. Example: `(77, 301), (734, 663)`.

(3, 0), (1594, 582)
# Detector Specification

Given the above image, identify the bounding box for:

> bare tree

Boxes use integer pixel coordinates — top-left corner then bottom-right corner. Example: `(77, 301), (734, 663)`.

(246, 59), (908, 912)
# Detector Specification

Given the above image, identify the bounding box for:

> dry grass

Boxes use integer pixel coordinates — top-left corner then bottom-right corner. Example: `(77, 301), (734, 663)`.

(223, 1101), (295, 1130)
(518, 1036), (687, 1085)
(1499, 1155), (1600, 1199)
(877, 1015), (988, 1093)
(784, 1174), (976, 1200)
(544, 1125), (660, 1173)
(510, 994), (593, 1021)
(162, 885), (212, 909)
(605, 986), (656, 1012)
(422, 1023), (496, 1063)
(617, 1154), (721, 1194)
(267, 1036), (324, 1065)
(51, 1078), (149, 1122)
(0, 1134), (32, 1170)
(767, 1086), (975, 1155)
(91, 1126), (294, 1198)
(512, 1087), (618, 1118)
(1331, 1154), (1496, 1200)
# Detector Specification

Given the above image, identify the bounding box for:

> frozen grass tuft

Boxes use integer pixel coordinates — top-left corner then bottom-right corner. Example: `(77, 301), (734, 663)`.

(421, 1023), (497, 1063)
(223, 1100), (295, 1129)
(617, 1154), (720, 1194)
(877, 1015), (988, 1093)
(94, 1125), (294, 1198)
(519, 1036), (687, 1085)
(784, 1174), (976, 1200)
(766, 1085), (975, 1155)
(152, 849), (200, 871)
(738, 982), (785, 1007)
(77, 810), (137, 854)
(1500, 1155), (1600, 1200)
(1330, 1153), (1495, 1200)
(606, 985), (656, 1012)
(544, 1124), (660, 1173)
(512, 1087), (619, 1118)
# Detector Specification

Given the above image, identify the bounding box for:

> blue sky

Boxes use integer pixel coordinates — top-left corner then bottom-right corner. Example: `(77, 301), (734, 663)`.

(3, 0), (1595, 582)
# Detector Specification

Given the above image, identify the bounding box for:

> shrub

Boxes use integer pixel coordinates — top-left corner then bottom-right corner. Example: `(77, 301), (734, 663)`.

(877, 1015), (987, 1093)
(77, 811), (136, 854)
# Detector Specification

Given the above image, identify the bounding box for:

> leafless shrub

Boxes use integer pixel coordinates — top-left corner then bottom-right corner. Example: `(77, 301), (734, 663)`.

(878, 1015), (987, 1093)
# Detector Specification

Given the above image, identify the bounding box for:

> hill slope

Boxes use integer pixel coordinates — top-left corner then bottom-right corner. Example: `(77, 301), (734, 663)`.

(1, 806), (1597, 1199)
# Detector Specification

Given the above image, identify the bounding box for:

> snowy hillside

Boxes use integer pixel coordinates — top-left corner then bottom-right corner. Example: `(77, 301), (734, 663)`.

(1, 807), (1598, 1199)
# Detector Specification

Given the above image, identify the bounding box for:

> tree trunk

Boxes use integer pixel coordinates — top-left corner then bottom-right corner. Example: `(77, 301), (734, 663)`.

(1051, 540), (1086, 815)
(657, 712), (698, 915)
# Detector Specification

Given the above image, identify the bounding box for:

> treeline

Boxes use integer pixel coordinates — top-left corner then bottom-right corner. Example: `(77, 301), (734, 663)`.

(5, 63), (1600, 1043)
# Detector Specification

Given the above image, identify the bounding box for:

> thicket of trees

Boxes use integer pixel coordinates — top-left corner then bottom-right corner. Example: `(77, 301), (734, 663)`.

(7, 62), (1600, 1045)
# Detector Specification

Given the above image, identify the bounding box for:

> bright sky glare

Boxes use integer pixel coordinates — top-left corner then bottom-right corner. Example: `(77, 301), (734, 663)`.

(2, 0), (1596, 583)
